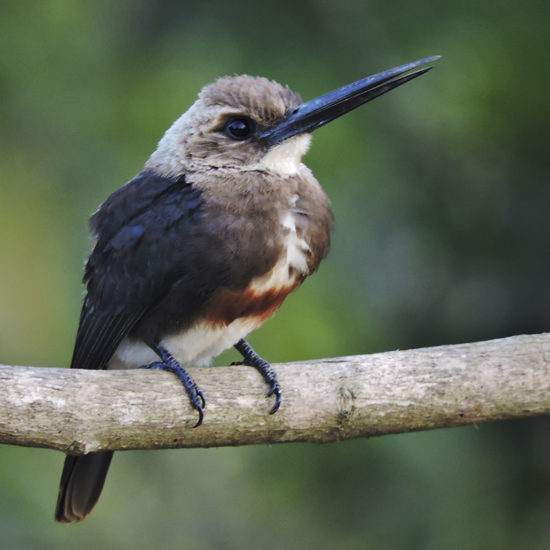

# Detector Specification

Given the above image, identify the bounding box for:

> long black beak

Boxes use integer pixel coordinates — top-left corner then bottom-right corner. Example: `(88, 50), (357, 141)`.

(259, 55), (440, 146)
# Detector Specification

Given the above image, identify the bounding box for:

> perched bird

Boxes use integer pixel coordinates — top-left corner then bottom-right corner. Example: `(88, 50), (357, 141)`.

(55, 56), (438, 523)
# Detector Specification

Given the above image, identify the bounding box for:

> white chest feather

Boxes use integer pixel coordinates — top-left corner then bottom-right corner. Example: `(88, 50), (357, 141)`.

(247, 211), (310, 297)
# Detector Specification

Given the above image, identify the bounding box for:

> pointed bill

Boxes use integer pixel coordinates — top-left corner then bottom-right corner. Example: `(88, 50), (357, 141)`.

(259, 56), (440, 146)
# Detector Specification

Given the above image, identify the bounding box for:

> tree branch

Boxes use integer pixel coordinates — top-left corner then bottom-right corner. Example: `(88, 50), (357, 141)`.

(1, 334), (549, 454)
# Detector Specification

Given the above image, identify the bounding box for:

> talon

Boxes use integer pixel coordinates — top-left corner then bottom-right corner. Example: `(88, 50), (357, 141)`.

(196, 387), (206, 409)
(193, 404), (204, 428)
(233, 338), (282, 414)
(146, 345), (207, 427)
(269, 389), (282, 415)
(266, 381), (278, 397)
(189, 385), (205, 427)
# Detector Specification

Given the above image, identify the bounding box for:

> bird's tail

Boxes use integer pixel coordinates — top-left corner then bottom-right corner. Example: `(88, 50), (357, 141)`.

(54, 451), (114, 523)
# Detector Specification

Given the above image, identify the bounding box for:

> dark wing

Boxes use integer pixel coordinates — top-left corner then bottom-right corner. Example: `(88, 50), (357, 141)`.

(70, 171), (203, 370)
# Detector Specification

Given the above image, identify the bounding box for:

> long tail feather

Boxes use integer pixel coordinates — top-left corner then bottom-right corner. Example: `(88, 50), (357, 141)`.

(55, 451), (114, 523)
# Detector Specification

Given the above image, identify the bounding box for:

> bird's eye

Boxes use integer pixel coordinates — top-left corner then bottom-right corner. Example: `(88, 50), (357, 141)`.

(224, 117), (256, 140)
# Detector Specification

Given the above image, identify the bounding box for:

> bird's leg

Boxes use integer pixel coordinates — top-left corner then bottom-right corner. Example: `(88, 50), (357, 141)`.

(233, 338), (281, 414)
(141, 345), (205, 428)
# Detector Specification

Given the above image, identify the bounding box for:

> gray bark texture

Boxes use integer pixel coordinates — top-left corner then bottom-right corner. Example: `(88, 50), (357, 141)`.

(1, 334), (549, 455)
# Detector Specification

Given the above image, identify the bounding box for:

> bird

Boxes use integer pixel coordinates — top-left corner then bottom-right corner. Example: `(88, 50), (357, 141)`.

(54, 55), (439, 523)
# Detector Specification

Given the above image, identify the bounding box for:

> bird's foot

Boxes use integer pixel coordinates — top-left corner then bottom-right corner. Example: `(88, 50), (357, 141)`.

(141, 346), (205, 427)
(233, 339), (281, 414)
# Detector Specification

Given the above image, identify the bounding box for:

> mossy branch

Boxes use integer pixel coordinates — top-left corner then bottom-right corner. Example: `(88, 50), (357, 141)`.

(1, 334), (549, 454)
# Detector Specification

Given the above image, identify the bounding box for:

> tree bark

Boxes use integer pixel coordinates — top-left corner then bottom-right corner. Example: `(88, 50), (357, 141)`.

(1, 334), (549, 454)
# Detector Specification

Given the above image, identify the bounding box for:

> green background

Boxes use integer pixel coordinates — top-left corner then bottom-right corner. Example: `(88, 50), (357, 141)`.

(1, 1), (549, 548)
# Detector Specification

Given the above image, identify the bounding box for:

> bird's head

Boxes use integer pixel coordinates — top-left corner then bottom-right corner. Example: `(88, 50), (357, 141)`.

(146, 56), (439, 177)
(146, 75), (308, 176)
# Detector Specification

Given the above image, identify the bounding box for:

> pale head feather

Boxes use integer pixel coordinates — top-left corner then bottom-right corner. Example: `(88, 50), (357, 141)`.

(145, 75), (310, 177)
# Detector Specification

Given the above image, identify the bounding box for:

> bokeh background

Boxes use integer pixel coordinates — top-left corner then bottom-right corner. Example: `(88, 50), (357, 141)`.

(1, 1), (549, 548)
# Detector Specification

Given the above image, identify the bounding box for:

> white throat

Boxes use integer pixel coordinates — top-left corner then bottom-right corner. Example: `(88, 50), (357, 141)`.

(261, 134), (311, 175)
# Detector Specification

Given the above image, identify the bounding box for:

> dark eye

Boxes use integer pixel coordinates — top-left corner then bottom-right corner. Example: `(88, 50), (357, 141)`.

(224, 116), (256, 140)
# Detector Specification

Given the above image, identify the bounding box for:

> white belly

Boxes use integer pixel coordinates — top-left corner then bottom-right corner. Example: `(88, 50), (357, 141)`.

(109, 316), (264, 369)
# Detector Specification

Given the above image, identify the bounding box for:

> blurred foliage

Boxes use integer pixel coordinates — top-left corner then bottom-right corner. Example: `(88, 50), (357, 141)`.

(1, 1), (549, 548)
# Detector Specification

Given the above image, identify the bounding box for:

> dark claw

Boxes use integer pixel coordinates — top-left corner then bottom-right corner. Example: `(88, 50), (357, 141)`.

(268, 386), (282, 415)
(185, 384), (205, 428)
(195, 386), (206, 410)
(192, 400), (204, 428)
(143, 346), (206, 428)
(233, 338), (282, 414)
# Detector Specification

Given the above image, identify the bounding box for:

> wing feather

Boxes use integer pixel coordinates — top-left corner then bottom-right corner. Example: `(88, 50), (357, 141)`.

(70, 171), (203, 371)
